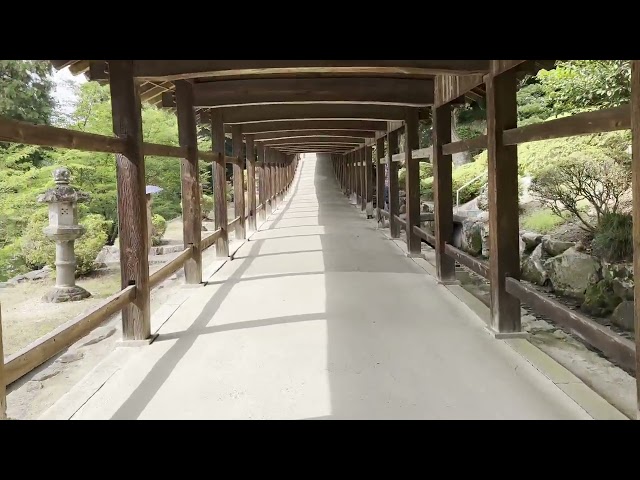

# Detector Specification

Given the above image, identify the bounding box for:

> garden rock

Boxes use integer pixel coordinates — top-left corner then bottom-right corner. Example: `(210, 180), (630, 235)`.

(612, 277), (634, 301)
(542, 237), (574, 257)
(581, 279), (621, 317)
(611, 301), (635, 332)
(521, 244), (548, 286)
(521, 232), (543, 253)
(460, 219), (483, 256)
(94, 245), (120, 267)
(544, 247), (600, 300)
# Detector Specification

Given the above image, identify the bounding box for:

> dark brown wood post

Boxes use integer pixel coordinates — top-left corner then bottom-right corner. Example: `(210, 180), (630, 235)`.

(405, 109), (421, 255)
(231, 125), (246, 239)
(630, 59), (640, 418)
(376, 136), (386, 221)
(246, 134), (257, 232)
(0, 307), (6, 419)
(351, 151), (357, 204)
(365, 144), (373, 218)
(257, 144), (266, 222)
(388, 130), (400, 238)
(210, 110), (229, 257)
(433, 103), (456, 282)
(270, 154), (277, 210)
(486, 61), (521, 334)
(108, 60), (151, 341)
(360, 147), (366, 211)
(175, 80), (202, 284)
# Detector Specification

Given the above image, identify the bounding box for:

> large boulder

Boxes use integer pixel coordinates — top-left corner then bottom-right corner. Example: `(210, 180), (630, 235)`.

(521, 232), (543, 253)
(521, 244), (548, 286)
(544, 247), (601, 300)
(581, 279), (621, 317)
(480, 222), (490, 257)
(542, 237), (575, 257)
(8, 266), (52, 285)
(94, 245), (120, 268)
(611, 301), (635, 332)
(612, 277), (634, 301)
(460, 219), (483, 256)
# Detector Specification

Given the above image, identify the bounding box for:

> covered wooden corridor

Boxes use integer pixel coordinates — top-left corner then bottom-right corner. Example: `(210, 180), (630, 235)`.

(0, 60), (638, 419)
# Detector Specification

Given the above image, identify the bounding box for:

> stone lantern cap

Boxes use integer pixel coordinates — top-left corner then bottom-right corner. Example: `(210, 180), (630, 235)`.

(37, 167), (90, 204)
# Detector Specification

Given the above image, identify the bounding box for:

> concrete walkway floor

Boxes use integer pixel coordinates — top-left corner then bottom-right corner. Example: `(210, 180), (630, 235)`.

(46, 154), (594, 420)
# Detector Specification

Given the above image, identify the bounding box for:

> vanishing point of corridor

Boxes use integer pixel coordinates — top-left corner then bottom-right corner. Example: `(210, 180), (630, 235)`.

(52, 154), (591, 420)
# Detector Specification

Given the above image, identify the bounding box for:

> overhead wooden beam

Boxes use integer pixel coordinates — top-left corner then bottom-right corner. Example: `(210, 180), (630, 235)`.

(169, 103), (429, 123)
(187, 77), (435, 107)
(259, 137), (365, 146)
(252, 130), (376, 140)
(222, 120), (387, 133)
(88, 60), (490, 82)
(435, 74), (485, 108)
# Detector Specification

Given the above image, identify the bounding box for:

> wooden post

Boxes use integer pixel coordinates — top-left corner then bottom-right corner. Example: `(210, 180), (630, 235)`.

(351, 151), (357, 204)
(405, 109), (421, 255)
(360, 148), (366, 211)
(231, 125), (246, 239)
(246, 134), (257, 232)
(108, 60), (151, 342)
(376, 137), (385, 221)
(175, 80), (202, 284)
(270, 155), (277, 210)
(388, 130), (400, 238)
(433, 103), (456, 282)
(264, 148), (271, 214)
(0, 306), (6, 420)
(630, 60), (640, 418)
(211, 110), (229, 257)
(365, 145), (373, 218)
(486, 62), (521, 334)
(258, 144), (266, 222)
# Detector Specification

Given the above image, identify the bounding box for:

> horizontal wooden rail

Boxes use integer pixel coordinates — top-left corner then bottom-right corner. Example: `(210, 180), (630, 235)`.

(444, 243), (490, 279)
(443, 135), (488, 155)
(257, 203), (264, 211)
(201, 228), (223, 251)
(503, 105), (630, 145)
(143, 142), (185, 158)
(228, 216), (242, 229)
(394, 215), (406, 229)
(413, 225), (435, 244)
(0, 117), (127, 154)
(379, 210), (390, 218)
(149, 247), (193, 289)
(505, 277), (636, 373)
(3, 285), (136, 386)
(375, 147), (432, 164)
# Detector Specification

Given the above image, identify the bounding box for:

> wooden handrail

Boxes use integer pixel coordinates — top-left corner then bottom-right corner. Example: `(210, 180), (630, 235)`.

(149, 247), (193, 289)
(413, 225), (435, 245)
(201, 228), (223, 251)
(228, 216), (241, 229)
(3, 285), (136, 386)
(444, 243), (489, 279)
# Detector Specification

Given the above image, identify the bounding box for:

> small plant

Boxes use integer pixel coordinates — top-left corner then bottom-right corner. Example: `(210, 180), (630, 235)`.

(151, 214), (167, 246)
(201, 194), (214, 219)
(591, 212), (632, 262)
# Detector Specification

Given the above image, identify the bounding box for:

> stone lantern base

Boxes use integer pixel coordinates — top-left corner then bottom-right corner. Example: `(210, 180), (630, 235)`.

(43, 285), (91, 303)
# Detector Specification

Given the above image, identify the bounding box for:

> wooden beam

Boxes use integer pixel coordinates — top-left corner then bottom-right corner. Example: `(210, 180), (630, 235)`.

(388, 130), (400, 238)
(211, 110), (229, 257)
(365, 145), (373, 218)
(486, 62), (521, 334)
(224, 120), (387, 134)
(433, 103), (456, 282)
(246, 134), (257, 231)
(204, 104), (430, 124)
(405, 109), (421, 254)
(108, 60), (151, 342)
(231, 125), (246, 240)
(175, 80), (203, 284)
(109, 60), (491, 82)
(376, 137), (386, 220)
(253, 130), (376, 140)
(190, 77), (434, 107)
(258, 137), (365, 146)
(435, 74), (485, 108)
(631, 60), (640, 419)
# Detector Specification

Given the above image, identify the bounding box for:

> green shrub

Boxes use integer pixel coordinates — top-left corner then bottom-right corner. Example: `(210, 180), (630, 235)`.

(151, 214), (167, 246)
(592, 212), (633, 262)
(20, 211), (110, 276)
(0, 241), (29, 281)
(201, 194), (214, 219)
(521, 209), (566, 234)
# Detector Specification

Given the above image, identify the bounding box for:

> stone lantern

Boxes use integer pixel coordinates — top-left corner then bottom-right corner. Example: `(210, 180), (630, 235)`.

(38, 167), (91, 303)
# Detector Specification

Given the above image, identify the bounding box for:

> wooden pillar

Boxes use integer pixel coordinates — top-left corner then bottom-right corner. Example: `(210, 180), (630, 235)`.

(350, 151), (357, 204)
(486, 62), (521, 334)
(365, 144), (373, 218)
(376, 137), (385, 221)
(210, 111), (229, 257)
(433, 103), (456, 282)
(175, 80), (202, 284)
(257, 145), (266, 222)
(246, 134), (257, 232)
(108, 60), (151, 342)
(231, 125), (246, 239)
(388, 130), (400, 238)
(0, 306), (6, 420)
(270, 155), (277, 210)
(360, 148), (366, 211)
(405, 109), (421, 255)
(630, 60), (640, 418)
